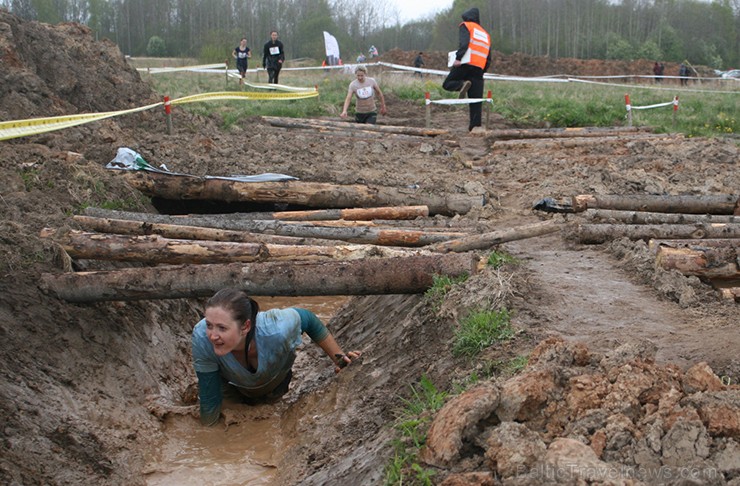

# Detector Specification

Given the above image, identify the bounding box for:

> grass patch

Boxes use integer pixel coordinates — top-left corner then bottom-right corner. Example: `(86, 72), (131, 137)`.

(385, 375), (446, 486)
(453, 308), (514, 358)
(424, 274), (469, 311)
(487, 250), (517, 269)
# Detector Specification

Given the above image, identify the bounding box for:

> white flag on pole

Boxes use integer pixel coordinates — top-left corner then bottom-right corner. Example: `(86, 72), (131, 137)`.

(323, 31), (341, 65)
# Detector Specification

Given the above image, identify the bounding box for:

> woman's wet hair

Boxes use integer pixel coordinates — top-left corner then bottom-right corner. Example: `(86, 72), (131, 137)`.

(355, 65), (367, 74)
(206, 288), (259, 326)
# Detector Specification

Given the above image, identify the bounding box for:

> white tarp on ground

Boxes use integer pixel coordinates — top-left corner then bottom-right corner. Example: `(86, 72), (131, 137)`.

(107, 147), (297, 182)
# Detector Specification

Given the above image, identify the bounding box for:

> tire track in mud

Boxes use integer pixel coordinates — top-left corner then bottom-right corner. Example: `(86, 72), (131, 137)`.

(505, 232), (740, 370)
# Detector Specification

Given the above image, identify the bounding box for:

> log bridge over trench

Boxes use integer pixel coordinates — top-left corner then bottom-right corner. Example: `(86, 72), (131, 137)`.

(39, 171), (560, 302)
(38, 120), (740, 304)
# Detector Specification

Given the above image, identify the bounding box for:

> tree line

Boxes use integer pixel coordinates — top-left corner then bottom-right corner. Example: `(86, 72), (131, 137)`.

(2, 0), (738, 69)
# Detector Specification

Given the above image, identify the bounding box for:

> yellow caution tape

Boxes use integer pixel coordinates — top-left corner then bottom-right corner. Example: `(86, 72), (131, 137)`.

(0, 102), (163, 142)
(0, 88), (318, 141)
(171, 90), (318, 104)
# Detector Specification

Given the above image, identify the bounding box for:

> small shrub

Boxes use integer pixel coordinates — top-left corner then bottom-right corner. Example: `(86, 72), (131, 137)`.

(146, 36), (167, 57)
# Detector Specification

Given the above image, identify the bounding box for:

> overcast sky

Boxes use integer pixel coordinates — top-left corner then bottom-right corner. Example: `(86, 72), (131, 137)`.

(389, 0), (454, 23)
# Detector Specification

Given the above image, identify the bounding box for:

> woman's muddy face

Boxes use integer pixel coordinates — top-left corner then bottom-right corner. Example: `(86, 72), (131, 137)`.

(204, 306), (246, 356)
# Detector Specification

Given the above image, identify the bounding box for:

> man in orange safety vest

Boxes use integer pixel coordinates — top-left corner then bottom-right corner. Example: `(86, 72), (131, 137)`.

(442, 7), (492, 131)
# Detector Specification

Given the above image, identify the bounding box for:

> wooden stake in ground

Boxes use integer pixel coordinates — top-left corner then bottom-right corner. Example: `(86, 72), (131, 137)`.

(39, 253), (480, 303)
(428, 220), (560, 253)
(116, 171), (483, 216)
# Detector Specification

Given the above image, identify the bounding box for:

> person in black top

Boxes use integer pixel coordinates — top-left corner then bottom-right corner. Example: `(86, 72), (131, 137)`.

(413, 52), (425, 78)
(232, 38), (251, 85)
(262, 31), (285, 84)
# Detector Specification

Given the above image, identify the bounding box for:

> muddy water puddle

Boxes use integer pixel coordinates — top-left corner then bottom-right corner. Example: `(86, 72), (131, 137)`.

(144, 296), (350, 485)
(144, 415), (280, 485)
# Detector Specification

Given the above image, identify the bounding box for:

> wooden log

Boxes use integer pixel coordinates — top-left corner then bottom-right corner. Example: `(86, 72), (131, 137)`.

(73, 215), (342, 246)
(655, 246), (739, 279)
(117, 171), (483, 216)
(274, 205), (429, 221)
(429, 220), (560, 253)
(572, 194), (738, 215)
(263, 116), (449, 137)
(81, 209), (467, 246)
(717, 287), (740, 302)
(648, 239), (740, 255)
(584, 209), (739, 225)
(575, 223), (740, 244)
(39, 253), (480, 303)
(40, 228), (421, 264)
(491, 133), (678, 150)
(41, 228), (262, 264)
(488, 126), (651, 140)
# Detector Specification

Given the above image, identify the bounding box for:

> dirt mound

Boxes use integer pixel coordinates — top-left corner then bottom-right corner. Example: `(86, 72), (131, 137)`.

(423, 337), (740, 485)
(0, 10), (157, 120)
(378, 48), (714, 78)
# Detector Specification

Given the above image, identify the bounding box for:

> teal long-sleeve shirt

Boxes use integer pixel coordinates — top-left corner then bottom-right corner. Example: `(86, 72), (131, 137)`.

(192, 307), (329, 425)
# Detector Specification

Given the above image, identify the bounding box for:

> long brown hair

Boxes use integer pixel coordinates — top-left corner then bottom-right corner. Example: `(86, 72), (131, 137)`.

(206, 289), (259, 345)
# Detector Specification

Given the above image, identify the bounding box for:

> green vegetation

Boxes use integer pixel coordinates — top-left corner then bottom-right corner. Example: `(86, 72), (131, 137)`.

(146, 36), (167, 57)
(423, 273), (469, 311)
(453, 309), (514, 359)
(143, 67), (739, 139)
(20, 168), (40, 191)
(487, 250), (517, 269)
(385, 375), (446, 486)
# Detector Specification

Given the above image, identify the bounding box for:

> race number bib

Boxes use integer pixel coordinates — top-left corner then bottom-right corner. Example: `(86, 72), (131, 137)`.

(356, 86), (373, 99)
(269, 46), (280, 55)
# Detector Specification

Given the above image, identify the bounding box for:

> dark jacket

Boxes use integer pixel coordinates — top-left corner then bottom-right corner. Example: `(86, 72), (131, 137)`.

(262, 40), (285, 69)
(456, 7), (491, 72)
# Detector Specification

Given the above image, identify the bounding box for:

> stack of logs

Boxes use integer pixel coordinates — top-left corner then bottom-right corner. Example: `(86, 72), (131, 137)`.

(39, 174), (559, 303)
(570, 194), (740, 301)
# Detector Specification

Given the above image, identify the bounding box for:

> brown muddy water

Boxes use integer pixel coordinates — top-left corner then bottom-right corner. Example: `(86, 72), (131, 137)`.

(143, 296), (350, 485)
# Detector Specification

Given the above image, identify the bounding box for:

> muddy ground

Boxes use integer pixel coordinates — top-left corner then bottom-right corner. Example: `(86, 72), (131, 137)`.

(1, 11), (738, 486)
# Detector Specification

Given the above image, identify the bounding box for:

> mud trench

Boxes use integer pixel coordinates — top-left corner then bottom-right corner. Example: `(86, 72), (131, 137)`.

(141, 296), (352, 485)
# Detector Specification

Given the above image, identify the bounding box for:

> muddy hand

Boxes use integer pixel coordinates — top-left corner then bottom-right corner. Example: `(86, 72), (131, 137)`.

(334, 351), (362, 372)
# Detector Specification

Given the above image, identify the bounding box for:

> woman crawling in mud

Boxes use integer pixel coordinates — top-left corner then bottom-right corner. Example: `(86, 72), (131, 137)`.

(191, 288), (361, 425)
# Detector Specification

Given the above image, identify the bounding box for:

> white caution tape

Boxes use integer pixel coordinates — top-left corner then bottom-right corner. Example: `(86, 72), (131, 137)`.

(426, 98), (493, 105)
(629, 100), (675, 110)
(137, 63), (227, 74)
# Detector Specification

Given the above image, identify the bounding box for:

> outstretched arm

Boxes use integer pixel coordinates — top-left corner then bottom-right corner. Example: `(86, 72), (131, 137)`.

(293, 307), (361, 371)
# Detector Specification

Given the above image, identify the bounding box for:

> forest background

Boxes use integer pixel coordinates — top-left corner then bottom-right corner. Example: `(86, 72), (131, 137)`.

(2, 0), (739, 70)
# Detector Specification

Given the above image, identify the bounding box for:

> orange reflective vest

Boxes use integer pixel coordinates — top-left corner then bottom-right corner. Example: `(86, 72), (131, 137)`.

(461, 21), (490, 70)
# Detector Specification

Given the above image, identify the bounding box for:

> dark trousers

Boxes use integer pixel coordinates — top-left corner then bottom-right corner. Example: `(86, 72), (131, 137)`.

(355, 112), (377, 124)
(443, 64), (485, 131)
(268, 65), (282, 84)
